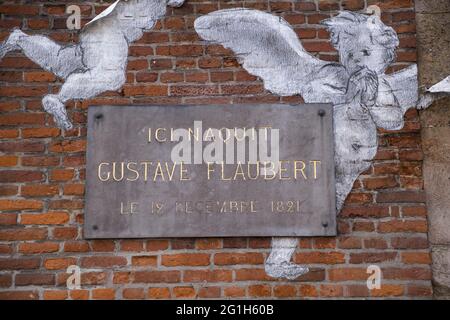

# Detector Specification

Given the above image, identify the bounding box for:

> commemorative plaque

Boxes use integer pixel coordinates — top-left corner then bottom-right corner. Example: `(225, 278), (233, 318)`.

(85, 104), (336, 238)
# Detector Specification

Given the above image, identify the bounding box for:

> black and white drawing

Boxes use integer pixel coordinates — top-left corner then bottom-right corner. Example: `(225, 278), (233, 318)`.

(0, 0), (185, 129)
(195, 8), (450, 279)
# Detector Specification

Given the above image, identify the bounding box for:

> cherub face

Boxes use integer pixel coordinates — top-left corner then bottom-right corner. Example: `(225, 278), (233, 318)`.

(338, 29), (391, 75)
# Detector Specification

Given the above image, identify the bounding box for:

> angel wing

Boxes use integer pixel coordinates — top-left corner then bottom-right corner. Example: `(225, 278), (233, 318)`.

(195, 9), (341, 99)
(380, 64), (419, 114)
(428, 76), (450, 93)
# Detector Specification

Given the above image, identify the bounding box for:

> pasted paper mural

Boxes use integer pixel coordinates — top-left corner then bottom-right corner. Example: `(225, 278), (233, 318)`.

(2, 0), (450, 281)
(0, 0), (185, 129)
(195, 9), (450, 279)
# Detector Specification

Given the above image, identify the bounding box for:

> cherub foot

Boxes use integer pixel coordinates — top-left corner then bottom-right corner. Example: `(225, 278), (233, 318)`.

(265, 261), (309, 280)
(0, 28), (25, 60)
(265, 237), (309, 280)
(42, 95), (73, 130)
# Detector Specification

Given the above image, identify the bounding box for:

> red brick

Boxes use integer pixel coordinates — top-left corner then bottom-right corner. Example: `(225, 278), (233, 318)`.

(70, 290), (89, 300)
(123, 85), (168, 96)
(52, 227), (78, 240)
(43, 290), (68, 300)
(22, 156), (60, 167)
(0, 129), (19, 139)
(123, 288), (145, 300)
(0, 213), (16, 225)
(170, 85), (219, 96)
(44, 258), (77, 270)
(214, 252), (264, 265)
(64, 241), (90, 253)
(0, 171), (44, 183)
(0, 141), (45, 153)
(198, 287), (221, 298)
(391, 237), (428, 249)
(0, 156), (18, 167)
(15, 273), (55, 286)
(91, 240), (115, 252)
(364, 238), (388, 249)
(274, 285), (297, 297)
(248, 284), (271, 297)
(22, 127), (60, 138)
(328, 268), (368, 281)
(147, 240), (169, 251)
(383, 267), (431, 280)
(401, 252), (431, 264)
(63, 184), (85, 196)
(132, 256), (157, 266)
(162, 253), (210, 266)
(148, 287), (171, 299)
(19, 242), (59, 254)
(196, 238), (222, 250)
(378, 219), (428, 233)
(299, 284), (318, 297)
(346, 285), (369, 297)
(363, 176), (398, 189)
(0, 101), (20, 112)
(120, 240), (144, 252)
(224, 286), (246, 298)
(21, 185), (59, 197)
(0, 258), (40, 270)
(20, 212), (69, 225)
(50, 169), (74, 181)
(0, 291), (38, 300)
(92, 288), (116, 300)
(49, 140), (86, 153)
(320, 284), (344, 297)
(133, 271), (180, 283)
(81, 256), (127, 268)
(0, 228), (47, 241)
(183, 270), (232, 283)
(407, 285), (432, 297)
(338, 237), (362, 249)
(350, 252), (397, 264)
(294, 251), (345, 264)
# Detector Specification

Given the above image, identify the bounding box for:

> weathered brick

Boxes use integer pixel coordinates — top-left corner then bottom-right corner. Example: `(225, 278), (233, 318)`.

(20, 212), (69, 225)
(148, 287), (171, 299)
(214, 252), (264, 265)
(15, 273), (55, 286)
(81, 256), (127, 268)
(133, 271), (180, 283)
(0, 258), (40, 270)
(19, 242), (59, 254)
(0, 228), (47, 241)
(162, 253), (210, 266)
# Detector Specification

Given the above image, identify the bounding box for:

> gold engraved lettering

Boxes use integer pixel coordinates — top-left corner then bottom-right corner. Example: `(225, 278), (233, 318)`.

(98, 162), (110, 181)
(126, 162), (139, 181)
(294, 160), (307, 179)
(155, 128), (166, 142)
(310, 160), (321, 179)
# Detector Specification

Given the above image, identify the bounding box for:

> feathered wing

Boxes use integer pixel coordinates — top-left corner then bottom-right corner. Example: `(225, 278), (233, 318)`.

(428, 75), (450, 93)
(195, 9), (329, 97)
(380, 64), (419, 114)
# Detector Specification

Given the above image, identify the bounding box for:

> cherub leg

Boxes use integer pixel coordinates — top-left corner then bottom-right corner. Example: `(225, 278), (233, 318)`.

(265, 237), (309, 280)
(0, 29), (83, 79)
(44, 69), (126, 129)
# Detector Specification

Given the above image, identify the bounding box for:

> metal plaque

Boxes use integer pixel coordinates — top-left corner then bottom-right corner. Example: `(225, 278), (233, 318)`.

(85, 104), (336, 238)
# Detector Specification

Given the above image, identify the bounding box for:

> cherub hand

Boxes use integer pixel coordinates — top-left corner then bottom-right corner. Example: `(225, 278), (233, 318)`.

(347, 67), (379, 107)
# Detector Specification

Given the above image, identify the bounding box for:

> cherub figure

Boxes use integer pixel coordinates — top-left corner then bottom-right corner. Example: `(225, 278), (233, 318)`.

(195, 9), (450, 279)
(0, 0), (185, 129)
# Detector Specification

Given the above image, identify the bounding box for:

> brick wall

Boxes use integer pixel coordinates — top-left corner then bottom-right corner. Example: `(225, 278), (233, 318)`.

(0, 0), (432, 299)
